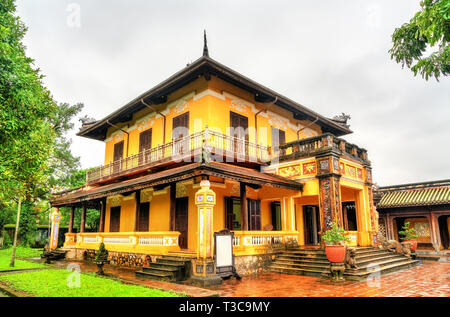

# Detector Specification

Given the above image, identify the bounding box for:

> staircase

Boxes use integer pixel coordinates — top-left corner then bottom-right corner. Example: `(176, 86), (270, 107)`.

(269, 247), (419, 281)
(135, 253), (194, 282)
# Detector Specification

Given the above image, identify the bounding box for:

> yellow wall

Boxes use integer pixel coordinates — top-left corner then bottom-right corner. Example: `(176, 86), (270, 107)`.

(102, 77), (322, 165)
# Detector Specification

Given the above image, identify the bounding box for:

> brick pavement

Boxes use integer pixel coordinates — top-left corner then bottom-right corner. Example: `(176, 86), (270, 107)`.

(206, 261), (450, 297)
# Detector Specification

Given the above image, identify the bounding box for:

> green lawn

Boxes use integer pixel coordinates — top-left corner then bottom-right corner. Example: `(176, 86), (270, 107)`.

(0, 246), (43, 258)
(0, 269), (182, 297)
(0, 247), (47, 271)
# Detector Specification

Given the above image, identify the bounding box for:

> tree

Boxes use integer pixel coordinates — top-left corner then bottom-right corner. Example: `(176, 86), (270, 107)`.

(389, 0), (449, 81)
(0, 0), (59, 266)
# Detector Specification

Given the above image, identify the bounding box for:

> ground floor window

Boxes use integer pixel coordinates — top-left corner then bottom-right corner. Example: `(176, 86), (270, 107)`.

(271, 201), (282, 231)
(138, 202), (150, 232)
(342, 201), (357, 231)
(248, 199), (261, 231)
(225, 197), (241, 230)
(110, 206), (121, 232)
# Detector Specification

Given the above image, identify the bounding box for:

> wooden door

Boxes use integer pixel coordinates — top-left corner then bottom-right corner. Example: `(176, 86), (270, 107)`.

(247, 199), (261, 231)
(113, 141), (124, 173)
(303, 205), (320, 245)
(230, 111), (249, 159)
(271, 201), (282, 231)
(109, 207), (121, 232)
(175, 197), (189, 249)
(172, 112), (189, 157)
(271, 127), (286, 156)
(139, 129), (152, 165)
(138, 202), (150, 232)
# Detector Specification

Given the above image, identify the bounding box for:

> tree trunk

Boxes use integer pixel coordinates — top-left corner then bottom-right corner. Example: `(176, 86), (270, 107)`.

(10, 197), (22, 267)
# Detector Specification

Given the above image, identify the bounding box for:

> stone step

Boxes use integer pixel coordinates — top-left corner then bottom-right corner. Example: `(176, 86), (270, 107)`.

(135, 270), (175, 282)
(268, 265), (330, 278)
(277, 256), (329, 264)
(278, 254), (328, 261)
(355, 252), (402, 263)
(344, 260), (419, 280)
(349, 256), (414, 270)
(273, 259), (329, 270)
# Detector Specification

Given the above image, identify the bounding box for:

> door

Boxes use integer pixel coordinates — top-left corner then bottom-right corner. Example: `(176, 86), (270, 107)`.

(138, 202), (150, 232)
(109, 207), (121, 232)
(271, 127), (286, 156)
(172, 112), (189, 158)
(271, 201), (282, 231)
(230, 111), (249, 159)
(175, 197), (189, 249)
(139, 129), (152, 165)
(303, 205), (320, 245)
(113, 141), (124, 174)
(342, 202), (358, 231)
(247, 199), (261, 231)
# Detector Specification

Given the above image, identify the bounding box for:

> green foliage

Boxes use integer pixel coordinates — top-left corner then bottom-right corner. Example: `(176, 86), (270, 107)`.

(0, 246), (43, 258)
(1, 230), (12, 248)
(398, 221), (419, 241)
(322, 222), (351, 245)
(95, 243), (108, 263)
(389, 0), (450, 80)
(0, 269), (182, 297)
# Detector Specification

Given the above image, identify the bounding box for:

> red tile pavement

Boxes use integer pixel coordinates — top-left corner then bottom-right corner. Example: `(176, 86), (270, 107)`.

(28, 258), (449, 297)
(205, 261), (450, 297)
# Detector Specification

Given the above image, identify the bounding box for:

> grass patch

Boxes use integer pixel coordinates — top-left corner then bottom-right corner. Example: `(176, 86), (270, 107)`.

(0, 269), (183, 297)
(0, 246), (43, 258)
(0, 256), (47, 271)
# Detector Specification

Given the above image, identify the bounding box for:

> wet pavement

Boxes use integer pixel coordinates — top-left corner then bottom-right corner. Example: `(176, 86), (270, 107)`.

(9, 258), (450, 297)
(206, 261), (450, 297)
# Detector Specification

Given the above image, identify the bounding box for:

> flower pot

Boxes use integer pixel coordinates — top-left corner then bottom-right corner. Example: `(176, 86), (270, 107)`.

(325, 245), (346, 263)
(403, 240), (417, 251)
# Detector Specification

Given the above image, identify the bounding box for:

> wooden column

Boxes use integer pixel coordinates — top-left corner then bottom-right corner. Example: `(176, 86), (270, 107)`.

(68, 206), (75, 233)
(429, 211), (441, 252)
(240, 182), (248, 231)
(99, 198), (106, 233)
(80, 203), (86, 233)
(169, 183), (176, 231)
(134, 190), (141, 232)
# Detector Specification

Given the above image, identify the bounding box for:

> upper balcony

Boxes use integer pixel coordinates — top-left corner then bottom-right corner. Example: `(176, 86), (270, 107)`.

(85, 130), (369, 185)
(277, 133), (370, 165)
(86, 129), (270, 185)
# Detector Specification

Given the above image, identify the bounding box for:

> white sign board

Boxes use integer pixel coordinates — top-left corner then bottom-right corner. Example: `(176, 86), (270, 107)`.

(215, 234), (233, 268)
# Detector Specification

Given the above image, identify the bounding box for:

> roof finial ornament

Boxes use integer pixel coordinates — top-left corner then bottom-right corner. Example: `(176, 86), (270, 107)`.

(203, 30), (209, 57)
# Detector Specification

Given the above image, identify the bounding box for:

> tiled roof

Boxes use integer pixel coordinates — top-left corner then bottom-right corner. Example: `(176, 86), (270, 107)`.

(377, 180), (450, 208)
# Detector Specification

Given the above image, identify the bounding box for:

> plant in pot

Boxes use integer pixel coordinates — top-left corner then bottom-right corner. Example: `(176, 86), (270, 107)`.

(398, 221), (419, 251)
(94, 242), (109, 275)
(322, 222), (351, 263)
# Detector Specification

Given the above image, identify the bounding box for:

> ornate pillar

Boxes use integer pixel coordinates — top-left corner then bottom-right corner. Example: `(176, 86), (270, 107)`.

(316, 153), (343, 233)
(134, 189), (141, 232)
(68, 206), (75, 233)
(240, 183), (248, 231)
(99, 198), (106, 233)
(50, 208), (61, 251)
(190, 179), (222, 287)
(80, 203), (86, 233)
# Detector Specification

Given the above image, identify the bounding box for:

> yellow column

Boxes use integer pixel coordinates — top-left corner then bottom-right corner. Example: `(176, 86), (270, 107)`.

(50, 208), (62, 251)
(195, 179), (216, 259)
(190, 179), (222, 287)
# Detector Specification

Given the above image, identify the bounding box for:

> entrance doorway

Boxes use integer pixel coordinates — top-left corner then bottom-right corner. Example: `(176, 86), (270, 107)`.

(342, 201), (358, 231)
(175, 197), (189, 249)
(303, 205), (320, 245)
(438, 215), (449, 250)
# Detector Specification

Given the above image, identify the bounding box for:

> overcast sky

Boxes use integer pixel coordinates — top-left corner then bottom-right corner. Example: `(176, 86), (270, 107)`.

(16, 0), (450, 186)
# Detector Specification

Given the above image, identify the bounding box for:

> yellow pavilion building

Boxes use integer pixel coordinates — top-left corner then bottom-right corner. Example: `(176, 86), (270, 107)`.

(51, 39), (377, 278)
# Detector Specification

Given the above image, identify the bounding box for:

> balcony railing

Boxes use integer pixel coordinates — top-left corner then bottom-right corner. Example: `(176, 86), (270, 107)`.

(276, 133), (369, 164)
(86, 129), (270, 184)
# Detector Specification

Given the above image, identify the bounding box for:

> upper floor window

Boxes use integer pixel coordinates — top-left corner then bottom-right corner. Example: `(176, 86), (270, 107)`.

(271, 127), (286, 155)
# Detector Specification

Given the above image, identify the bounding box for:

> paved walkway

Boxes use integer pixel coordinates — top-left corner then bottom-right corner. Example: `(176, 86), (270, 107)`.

(205, 261), (450, 297)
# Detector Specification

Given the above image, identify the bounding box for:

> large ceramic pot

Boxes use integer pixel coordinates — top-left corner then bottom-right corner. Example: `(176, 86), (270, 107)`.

(403, 240), (417, 252)
(325, 245), (346, 263)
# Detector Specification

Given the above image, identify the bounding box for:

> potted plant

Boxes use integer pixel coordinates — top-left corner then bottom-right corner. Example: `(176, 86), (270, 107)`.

(94, 242), (109, 275)
(322, 222), (351, 263)
(398, 221), (419, 251)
